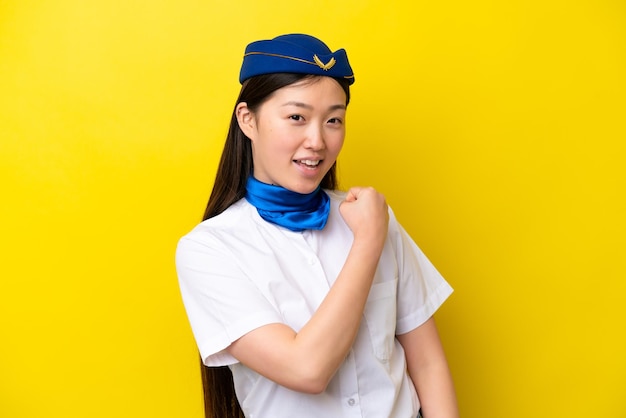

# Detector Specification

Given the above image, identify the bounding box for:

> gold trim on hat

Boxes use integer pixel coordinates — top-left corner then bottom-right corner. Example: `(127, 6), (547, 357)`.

(244, 52), (342, 73)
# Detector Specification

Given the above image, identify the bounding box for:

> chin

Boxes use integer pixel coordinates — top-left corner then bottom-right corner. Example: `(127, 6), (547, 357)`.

(288, 181), (322, 195)
(291, 186), (318, 195)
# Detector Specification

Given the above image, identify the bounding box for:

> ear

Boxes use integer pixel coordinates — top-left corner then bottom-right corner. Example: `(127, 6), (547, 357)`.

(235, 102), (256, 141)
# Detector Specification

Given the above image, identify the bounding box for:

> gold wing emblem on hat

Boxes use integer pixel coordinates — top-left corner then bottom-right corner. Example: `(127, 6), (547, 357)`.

(313, 54), (336, 71)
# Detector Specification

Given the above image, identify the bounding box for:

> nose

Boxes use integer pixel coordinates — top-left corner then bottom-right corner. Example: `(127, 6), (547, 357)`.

(304, 124), (325, 150)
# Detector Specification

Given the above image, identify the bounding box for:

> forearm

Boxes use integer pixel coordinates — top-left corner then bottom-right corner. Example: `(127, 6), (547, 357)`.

(412, 359), (458, 418)
(294, 237), (383, 385)
(226, 235), (384, 393)
(397, 318), (459, 418)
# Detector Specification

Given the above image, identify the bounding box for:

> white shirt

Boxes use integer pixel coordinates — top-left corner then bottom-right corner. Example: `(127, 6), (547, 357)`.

(176, 190), (453, 418)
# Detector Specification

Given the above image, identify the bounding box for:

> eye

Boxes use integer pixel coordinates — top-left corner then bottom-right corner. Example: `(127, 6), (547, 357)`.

(327, 117), (343, 125)
(289, 115), (304, 122)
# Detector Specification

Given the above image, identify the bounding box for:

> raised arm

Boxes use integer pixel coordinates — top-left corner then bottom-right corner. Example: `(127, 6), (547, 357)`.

(226, 187), (388, 393)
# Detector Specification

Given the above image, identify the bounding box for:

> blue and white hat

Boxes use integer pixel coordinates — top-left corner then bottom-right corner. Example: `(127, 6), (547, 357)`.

(239, 34), (355, 85)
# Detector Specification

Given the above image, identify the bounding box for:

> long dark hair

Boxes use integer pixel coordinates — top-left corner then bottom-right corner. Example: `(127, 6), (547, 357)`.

(200, 72), (351, 418)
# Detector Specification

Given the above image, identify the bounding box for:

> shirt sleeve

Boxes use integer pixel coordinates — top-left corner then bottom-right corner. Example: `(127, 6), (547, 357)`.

(390, 211), (454, 335)
(175, 228), (284, 366)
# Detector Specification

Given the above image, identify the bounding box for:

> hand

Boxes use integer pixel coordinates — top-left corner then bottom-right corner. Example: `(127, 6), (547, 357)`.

(339, 187), (389, 245)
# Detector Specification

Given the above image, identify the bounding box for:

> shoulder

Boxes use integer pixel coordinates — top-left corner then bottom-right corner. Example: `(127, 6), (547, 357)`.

(177, 198), (259, 255)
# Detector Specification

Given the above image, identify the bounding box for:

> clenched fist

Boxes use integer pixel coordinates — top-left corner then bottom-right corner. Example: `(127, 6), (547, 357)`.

(339, 187), (389, 249)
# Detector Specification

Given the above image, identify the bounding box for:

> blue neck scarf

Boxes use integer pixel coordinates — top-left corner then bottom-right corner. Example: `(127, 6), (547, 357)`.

(245, 176), (330, 232)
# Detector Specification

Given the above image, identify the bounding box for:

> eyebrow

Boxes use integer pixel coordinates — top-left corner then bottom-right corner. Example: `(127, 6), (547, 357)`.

(281, 101), (346, 111)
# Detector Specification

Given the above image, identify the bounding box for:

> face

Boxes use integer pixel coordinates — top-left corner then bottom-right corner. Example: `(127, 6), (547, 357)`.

(237, 77), (347, 194)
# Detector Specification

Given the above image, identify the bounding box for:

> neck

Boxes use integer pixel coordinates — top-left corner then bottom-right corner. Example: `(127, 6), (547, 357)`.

(244, 177), (330, 232)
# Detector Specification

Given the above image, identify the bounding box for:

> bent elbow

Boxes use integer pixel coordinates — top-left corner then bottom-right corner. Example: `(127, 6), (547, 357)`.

(305, 384), (327, 395)
(296, 375), (330, 394)
(291, 363), (334, 394)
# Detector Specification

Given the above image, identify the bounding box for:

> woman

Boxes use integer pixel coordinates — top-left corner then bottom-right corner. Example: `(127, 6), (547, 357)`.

(176, 33), (459, 418)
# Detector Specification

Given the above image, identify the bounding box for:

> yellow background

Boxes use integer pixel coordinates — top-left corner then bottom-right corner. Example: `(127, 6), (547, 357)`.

(1, 1), (625, 417)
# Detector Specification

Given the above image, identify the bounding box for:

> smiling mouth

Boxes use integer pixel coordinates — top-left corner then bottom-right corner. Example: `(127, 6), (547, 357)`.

(294, 159), (322, 168)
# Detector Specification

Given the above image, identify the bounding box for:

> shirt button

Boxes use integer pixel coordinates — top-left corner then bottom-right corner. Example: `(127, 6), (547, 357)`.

(347, 398), (356, 406)
(308, 257), (316, 265)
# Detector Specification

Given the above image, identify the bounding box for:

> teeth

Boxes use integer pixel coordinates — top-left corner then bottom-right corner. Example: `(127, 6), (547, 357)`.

(299, 160), (320, 167)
